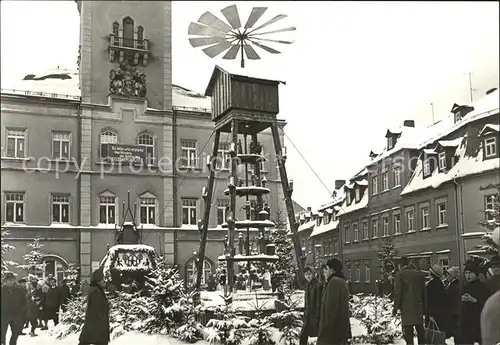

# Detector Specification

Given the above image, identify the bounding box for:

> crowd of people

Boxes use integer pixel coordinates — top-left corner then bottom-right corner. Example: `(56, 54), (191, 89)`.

(1, 273), (81, 345)
(299, 256), (500, 345)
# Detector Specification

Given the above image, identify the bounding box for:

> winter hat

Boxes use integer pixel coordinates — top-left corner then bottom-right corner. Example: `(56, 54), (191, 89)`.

(91, 268), (104, 283)
(464, 260), (479, 276)
(447, 266), (460, 279)
(4, 272), (16, 281)
(430, 264), (443, 278)
(325, 258), (343, 273)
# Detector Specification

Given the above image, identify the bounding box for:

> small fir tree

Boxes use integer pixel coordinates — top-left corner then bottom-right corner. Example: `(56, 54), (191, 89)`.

(478, 188), (500, 263)
(1, 229), (17, 282)
(377, 237), (398, 278)
(268, 208), (295, 288)
(18, 235), (46, 280)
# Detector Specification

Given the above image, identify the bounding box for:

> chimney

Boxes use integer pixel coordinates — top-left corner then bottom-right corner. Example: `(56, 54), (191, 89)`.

(486, 88), (497, 95)
(403, 120), (415, 128)
(335, 180), (346, 190)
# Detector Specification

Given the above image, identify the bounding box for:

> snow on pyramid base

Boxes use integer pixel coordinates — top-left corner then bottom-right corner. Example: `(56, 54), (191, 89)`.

(101, 244), (156, 289)
(221, 219), (275, 229)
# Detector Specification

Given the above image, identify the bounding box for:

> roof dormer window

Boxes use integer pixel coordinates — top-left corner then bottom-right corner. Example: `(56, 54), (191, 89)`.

(387, 137), (394, 150)
(346, 192), (352, 205)
(438, 152), (446, 171)
(484, 137), (497, 159)
(355, 188), (360, 202)
(423, 159), (431, 176)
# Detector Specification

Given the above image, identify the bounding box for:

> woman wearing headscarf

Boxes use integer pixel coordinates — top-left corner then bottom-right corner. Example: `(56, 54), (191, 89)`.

(425, 264), (447, 333)
(78, 268), (110, 345)
(460, 260), (490, 345)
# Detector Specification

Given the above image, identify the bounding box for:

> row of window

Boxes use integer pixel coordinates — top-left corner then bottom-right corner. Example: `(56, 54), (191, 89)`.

(344, 198), (450, 244)
(3, 128), (265, 171)
(370, 166), (402, 195)
(3, 192), (235, 226)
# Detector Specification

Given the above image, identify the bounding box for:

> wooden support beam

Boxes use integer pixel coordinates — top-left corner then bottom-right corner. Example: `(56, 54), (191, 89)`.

(270, 122), (305, 288)
(195, 131), (221, 291)
(227, 119), (239, 292)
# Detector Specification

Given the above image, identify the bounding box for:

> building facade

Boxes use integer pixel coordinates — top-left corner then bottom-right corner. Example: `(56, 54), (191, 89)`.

(1, 0), (293, 285)
(295, 88), (499, 293)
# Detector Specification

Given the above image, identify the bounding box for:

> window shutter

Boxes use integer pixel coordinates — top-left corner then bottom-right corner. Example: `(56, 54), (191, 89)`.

(53, 140), (60, 159)
(62, 141), (70, 159)
(17, 139), (25, 158)
(7, 138), (15, 157)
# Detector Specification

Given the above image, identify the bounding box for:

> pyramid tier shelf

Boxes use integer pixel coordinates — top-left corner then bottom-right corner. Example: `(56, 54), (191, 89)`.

(218, 254), (279, 262)
(224, 186), (271, 197)
(221, 219), (275, 229)
(236, 154), (267, 165)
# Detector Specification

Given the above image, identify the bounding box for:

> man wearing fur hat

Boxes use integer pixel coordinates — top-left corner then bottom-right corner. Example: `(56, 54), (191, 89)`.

(460, 260), (490, 345)
(78, 268), (110, 345)
(425, 264), (447, 333)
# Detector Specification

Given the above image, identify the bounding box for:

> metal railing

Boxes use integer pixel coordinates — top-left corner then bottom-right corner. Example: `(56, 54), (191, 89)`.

(109, 34), (149, 51)
(1, 88), (80, 100)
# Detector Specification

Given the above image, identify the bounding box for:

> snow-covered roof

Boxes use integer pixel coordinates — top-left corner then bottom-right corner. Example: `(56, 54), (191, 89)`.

(355, 179), (368, 186)
(338, 189), (369, 216)
(298, 219), (315, 232)
(479, 123), (500, 136)
(402, 136), (500, 195)
(310, 220), (339, 238)
(436, 138), (463, 148)
(0, 68), (213, 112)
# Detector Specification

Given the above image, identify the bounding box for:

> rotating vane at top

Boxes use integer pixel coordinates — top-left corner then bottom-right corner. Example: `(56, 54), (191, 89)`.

(188, 4), (296, 68)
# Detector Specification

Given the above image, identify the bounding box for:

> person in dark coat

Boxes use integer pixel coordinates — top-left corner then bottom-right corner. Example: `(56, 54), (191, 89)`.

(460, 260), (491, 345)
(44, 278), (60, 327)
(317, 259), (351, 345)
(58, 279), (71, 313)
(444, 266), (461, 340)
(393, 256), (426, 345)
(79, 268), (110, 345)
(299, 266), (322, 345)
(16, 279), (28, 336)
(25, 282), (41, 337)
(425, 264), (447, 333)
(485, 256), (500, 294)
(481, 289), (500, 345)
(71, 279), (81, 297)
(1, 273), (26, 345)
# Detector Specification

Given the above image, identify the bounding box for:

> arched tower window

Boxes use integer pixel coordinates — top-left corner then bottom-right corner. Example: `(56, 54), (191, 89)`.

(123, 17), (134, 48)
(42, 255), (69, 285)
(112, 22), (120, 45)
(137, 26), (144, 49)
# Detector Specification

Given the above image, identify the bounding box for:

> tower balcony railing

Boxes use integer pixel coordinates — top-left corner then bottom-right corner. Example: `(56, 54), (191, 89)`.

(108, 34), (150, 66)
(109, 34), (150, 52)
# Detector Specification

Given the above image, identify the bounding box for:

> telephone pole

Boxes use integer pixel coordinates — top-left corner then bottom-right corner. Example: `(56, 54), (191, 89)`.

(430, 103), (435, 124)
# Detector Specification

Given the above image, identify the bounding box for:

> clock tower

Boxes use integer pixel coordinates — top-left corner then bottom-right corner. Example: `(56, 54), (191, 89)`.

(76, 1), (172, 110)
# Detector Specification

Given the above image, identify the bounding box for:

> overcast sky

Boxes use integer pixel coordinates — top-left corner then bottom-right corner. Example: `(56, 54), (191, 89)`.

(1, 1), (499, 209)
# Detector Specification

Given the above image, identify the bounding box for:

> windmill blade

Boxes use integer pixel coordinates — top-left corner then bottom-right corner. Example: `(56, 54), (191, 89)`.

(248, 39), (281, 54)
(222, 44), (240, 60)
(244, 7), (268, 29)
(248, 14), (287, 34)
(188, 22), (225, 37)
(251, 37), (294, 44)
(202, 41), (232, 58)
(244, 44), (260, 60)
(198, 11), (233, 33)
(189, 36), (228, 48)
(249, 26), (296, 36)
(221, 5), (242, 30)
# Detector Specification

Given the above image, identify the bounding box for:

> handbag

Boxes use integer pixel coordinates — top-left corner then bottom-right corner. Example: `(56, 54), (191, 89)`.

(424, 319), (446, 344)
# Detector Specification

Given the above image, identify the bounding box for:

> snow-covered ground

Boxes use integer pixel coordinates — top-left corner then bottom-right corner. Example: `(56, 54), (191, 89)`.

(8, 319), (454, 345)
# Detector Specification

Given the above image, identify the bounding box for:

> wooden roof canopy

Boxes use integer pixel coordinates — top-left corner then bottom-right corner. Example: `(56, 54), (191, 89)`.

(204, 65), (287, 134)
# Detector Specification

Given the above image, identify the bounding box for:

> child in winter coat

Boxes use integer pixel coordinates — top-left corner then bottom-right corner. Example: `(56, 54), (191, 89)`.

(460, 260), (491, 345)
